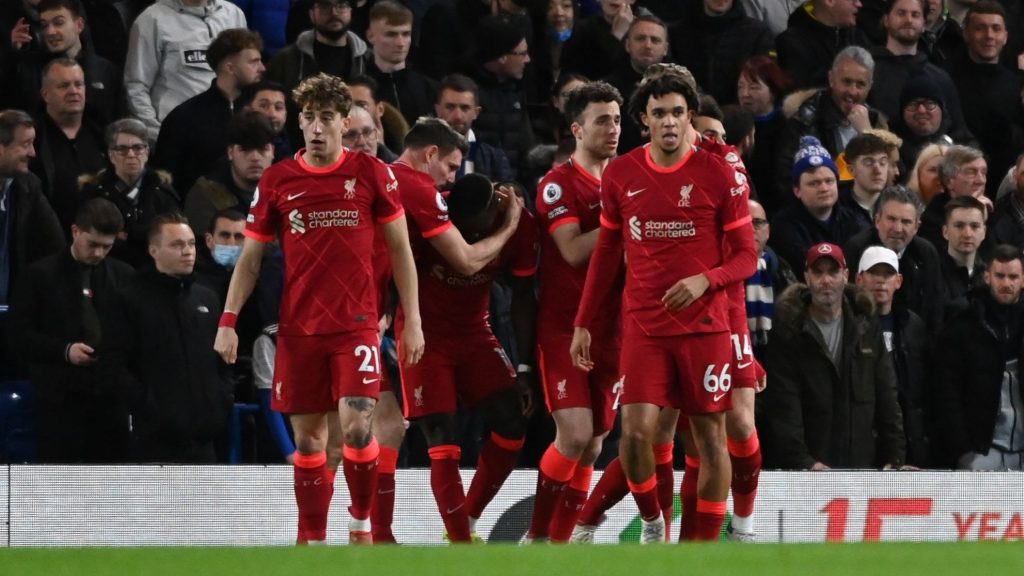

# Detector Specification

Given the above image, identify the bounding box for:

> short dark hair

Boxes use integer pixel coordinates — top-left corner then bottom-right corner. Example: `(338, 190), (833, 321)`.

(965, 0), (1007, 28)
(37, 0), (83, 18)
(845, 133), (890, 162)
(403, 117), (469, 157)
(347, 75), (381, 103)
(885, 0), (926, 16)
(40, 56), (81, 83)
(629, 73), (699, 124)
(369, 0), (412, 26)
(238, 80), (288, 110)
(438, 74), (479, 102)
(563, 81), (623, 126)
(721, 104), (754, 147)
(147, 212), (189, 245)
(552, 72), (589, 99)
(208, 208), (246, 235)
(74, 198), (123, 236)
(0, 109), (34, 146)
(697, 94), (723, 121)
(228, 111), (276, 150)
(207, 28), (263, 72)
(875, 184), (925, 219)
(944, 195), (987, 222)
(989, 243), (1023, 268)
(447, 173), (495, 221)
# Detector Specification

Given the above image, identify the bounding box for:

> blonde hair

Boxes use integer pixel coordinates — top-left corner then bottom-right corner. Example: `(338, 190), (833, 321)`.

(909, 143), (948, 203)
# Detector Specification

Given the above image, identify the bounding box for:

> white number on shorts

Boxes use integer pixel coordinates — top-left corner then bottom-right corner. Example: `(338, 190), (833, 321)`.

(355, 344), (381, 373)
(611, 376), (625, 411)
(702, 363), (732, 393)
(730, 333), (752, 361)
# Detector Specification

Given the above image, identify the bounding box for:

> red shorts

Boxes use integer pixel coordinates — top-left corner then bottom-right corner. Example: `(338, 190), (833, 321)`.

(730, 326), (757, 390)
(619, 327), (733, 415)
(271, 330), (382, 414)
(537, 331), (622, 434)
(400, 331), (516, 419)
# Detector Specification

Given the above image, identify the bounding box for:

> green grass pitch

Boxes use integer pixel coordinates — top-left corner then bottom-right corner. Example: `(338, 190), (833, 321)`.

(2, 543), (1022, 576)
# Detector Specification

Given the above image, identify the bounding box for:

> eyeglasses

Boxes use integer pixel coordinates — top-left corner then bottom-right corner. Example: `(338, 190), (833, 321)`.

(752, 218), (769, 228)
(509, 49), (530, 57)
(110, 144), (148, 155)
(343, 127), (376, 141)
(904, 99), (938, 111)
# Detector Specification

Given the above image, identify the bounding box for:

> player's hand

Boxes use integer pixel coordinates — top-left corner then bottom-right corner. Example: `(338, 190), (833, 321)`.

(214, 327), (239, 364)
(515, 373), (537, 417)
(810, 461), (831, 471)
(570, 326), (593, 371)
(497, 186), (523, 234)
(10, 18), (31, 51)
(662, 273), (710, 311)
(378, 313), (392, 339)
(883, 463), (920, 471)
(847, 104), (871, 133)
(399, 319), (425, 366)
(68, 342), (97, 366)
(610, 3), (634, 39)
(754, 358), (767, 393)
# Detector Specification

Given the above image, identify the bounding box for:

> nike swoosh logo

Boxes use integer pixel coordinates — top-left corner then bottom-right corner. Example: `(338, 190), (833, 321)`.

(362, 377), (378, 385)
(287, 191), (306, 201)
(713, 392), (728, 403)
(626, 188), (646, 197)
(378, 488), (396, 494)
(445, 503), (465, 514)
(737, 361), (752, 369)
(588, 202), (601, 209)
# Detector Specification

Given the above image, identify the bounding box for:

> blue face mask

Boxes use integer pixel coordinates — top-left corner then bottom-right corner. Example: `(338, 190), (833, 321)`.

(212, 244), (242, 268)
(551, 27), (573, 43)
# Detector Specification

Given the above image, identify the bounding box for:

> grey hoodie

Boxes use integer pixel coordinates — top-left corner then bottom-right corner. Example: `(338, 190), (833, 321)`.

(125, 0), (246, 140)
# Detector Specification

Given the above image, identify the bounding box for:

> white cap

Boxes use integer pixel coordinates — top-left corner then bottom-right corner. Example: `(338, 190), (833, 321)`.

(858, 246), (899, 274)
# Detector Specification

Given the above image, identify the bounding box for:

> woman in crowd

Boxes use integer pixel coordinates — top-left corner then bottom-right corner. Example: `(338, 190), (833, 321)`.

(736, 55), (793, 218)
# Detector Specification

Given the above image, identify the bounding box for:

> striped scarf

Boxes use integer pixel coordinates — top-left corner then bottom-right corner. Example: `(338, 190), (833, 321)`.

(746, 252), (775, 350)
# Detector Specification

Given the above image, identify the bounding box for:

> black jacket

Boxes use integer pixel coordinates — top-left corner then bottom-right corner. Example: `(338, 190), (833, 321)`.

(7, 249), (134, 403)
(79, 168), (181, 269)
(775, 2), (872, 89)
(936, 291), (1024, 466)
(184, 160), (253, 242)
(940, 251), (986, 310)
(467, 63), (535, 180)
(5, 48), (124, 128)
(990, 193), (1024, 252)
(885, 308), (931, 467)
(867, 49), (969, 141)
(768, 201), (869, 277)
(765, 283), (905, 469)
(1, 172), (65, 292)
(844, 228), (949, 333)
(559, 14), (625, 82)
(363, 58), (439, 127)
(669, 0), (773, 105)
(463, 137), (514, 182)
(29, 113), (107, 234)
(102, 268), (231, 445)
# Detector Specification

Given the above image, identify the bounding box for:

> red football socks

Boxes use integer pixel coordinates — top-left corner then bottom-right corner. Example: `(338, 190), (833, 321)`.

(627, 474), (661, 522)
(372, 445), (400, 543)
(577, 456), (628, 527)
(728, 431), (762, 519)
(293, 451), (332, 544)
(694, 498), (727, 541)
(466, 432), (524, 520)
(429, 444), (469, 542)
(654, 442), (675, 540)
(342, 439), (379, 522)
(679, 455), (700, 541)
(528, 445), (578, 538)
(549, 465), (592, 542)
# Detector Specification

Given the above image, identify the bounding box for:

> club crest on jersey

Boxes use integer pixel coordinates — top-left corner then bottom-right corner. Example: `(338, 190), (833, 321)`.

(414, 386), (424, 407)
(542, 182), (562, 205)
(344, 178), (357, 199)
(556, 380), (568, 400)
(678, 184), (693, 207)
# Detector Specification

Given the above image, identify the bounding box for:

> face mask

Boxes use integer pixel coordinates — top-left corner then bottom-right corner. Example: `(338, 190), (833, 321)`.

(212, 244), (242, 268)
(551, 27), (572, 43)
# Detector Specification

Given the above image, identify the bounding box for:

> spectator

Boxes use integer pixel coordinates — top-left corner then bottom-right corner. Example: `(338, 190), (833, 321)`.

(152, 27), (265, 199)
(908, 142), (947, 204)
(669, 0), (772, 106)
(736, 55), (793, 217)
(29, 57), (106, 235)
(417, 0), (493, 80)
(7, 198), (132, 463)
(288, 0), (375, 45)
(765, 242), (906, 470)
(102, 212), (231, 463)
(194, 208), (259, 353)
(185, 111), (274, 243)
(79, 118), (180, 270)
(529, 0), (578, 104)
(237, 80), (293, 161)
(466, 14), (535, 181)
(348, 75), (408, 158)
(124, 0), (246, 142)
(868, 0), (968, 139)
(889, 75), (973, 171)
(839, 133), (891, 228)
(777, 47), (886, 197)
(739, 0), (805, 38)
(775, 0), (871, 89)
(844, 185), (949, 333)
(919, 144), (989, 253)
(941, 195), (988, 305)
(6, 0), (123, 128)
(560, 0), (640, 81)
(989, 154), (1024, 251)
(746, 198), (797, 360)
(921, 0), (966, 69)
(768, 135), (868, 277)
(853, 245), (931, 467)
(0, 109), (67, 377)
(230, 0), (290, 59)
(343, 104), (396, 163)
(536, 72), (587, 147)
(937, 244), (1024, 470)
(434, 74), (513, 182)
(603, 15), (669, 154)
(948, 1), (1024, 198)
(362, 1), (438, 126)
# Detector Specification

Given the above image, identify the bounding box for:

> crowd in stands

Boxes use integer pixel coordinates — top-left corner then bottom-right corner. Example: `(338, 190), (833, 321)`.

(2, 0), (1024, 472)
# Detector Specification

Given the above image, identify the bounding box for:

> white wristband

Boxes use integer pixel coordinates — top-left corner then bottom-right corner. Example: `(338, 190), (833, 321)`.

(516, 364), (533, 374)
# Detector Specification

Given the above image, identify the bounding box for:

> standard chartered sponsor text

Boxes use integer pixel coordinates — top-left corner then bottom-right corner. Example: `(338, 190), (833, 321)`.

(308, 208), (360, 228)
(644, 220), (695, 238)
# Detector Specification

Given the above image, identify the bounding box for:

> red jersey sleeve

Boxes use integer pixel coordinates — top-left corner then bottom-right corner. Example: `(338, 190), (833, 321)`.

(373, 161), (405, 225)
(705, 165), (757, 290)
(244, 173), (280, 242)
(598, 170), (622, 230)
(507, 210), (539, 277)
(401, 169), (454, 239)
(536, 176), (580, 235)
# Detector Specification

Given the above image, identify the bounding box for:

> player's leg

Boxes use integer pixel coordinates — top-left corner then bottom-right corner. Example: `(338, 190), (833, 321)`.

(677, 424), (699, 541)
(526, 406), (593, 542)
(337, 395), (379, 544)
(726, 387), (760, 541)
(371, 389), (405, 544)
(620, 401), (664, 542)
(688, 412), (731, 541)
(416, 411), (472, 542)
(652, 408), (679, 541)
(550, 429), (605, 542)
(290, 412), (332, 545)
(466, 385), (527, 529)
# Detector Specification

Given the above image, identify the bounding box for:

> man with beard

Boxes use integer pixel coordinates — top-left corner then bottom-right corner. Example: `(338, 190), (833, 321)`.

(433, 74), (514, 182)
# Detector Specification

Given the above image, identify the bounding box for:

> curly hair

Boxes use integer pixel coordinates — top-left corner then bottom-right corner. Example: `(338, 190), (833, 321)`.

(292, 73), (353, 116)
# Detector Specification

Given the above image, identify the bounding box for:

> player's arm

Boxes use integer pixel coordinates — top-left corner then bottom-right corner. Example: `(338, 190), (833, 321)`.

(510, 272), (538, 415)
(214, 236), (270, 364)
(550, 222), (600, 268)
(382, 215), (425, 366)
(663, 214), (757, 311)
(428, 189), (522, 276)
(570, 222), (624, 370)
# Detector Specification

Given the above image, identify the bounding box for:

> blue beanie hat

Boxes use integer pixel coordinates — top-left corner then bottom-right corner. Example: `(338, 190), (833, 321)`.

(791, 135), (839, 184)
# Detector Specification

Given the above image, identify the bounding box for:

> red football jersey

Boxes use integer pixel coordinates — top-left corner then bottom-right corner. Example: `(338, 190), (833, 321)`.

(246, 149), (404, 336)
(596, 144), (752, 337)
(536, 158), (620, 335)
(400, 211), (538, 337)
